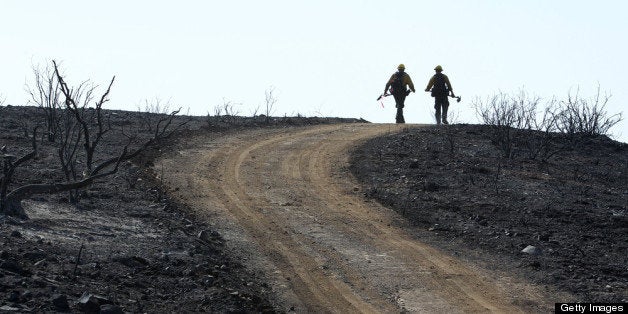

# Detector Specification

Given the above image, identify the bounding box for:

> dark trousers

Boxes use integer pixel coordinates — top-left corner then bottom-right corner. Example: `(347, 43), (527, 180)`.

(393, 93), (406, 123)
(434, 96), (449, 124)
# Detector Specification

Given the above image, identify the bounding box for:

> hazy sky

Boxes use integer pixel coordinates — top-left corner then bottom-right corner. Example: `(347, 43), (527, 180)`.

(1, 1), (626, 141)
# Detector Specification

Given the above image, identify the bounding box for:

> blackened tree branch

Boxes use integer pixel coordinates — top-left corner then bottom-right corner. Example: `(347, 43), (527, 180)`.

(1, 61), (188, 218)
(0, 128), (39, 217)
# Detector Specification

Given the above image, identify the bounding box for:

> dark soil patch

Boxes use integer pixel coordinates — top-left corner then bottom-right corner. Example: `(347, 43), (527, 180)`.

(350, 124), (627, 303)
(0, 105), (363, 312)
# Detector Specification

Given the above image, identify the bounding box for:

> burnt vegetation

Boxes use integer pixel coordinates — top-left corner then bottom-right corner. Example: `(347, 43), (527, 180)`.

(1, 61), (188, 218)
(473, 88), (622, 160)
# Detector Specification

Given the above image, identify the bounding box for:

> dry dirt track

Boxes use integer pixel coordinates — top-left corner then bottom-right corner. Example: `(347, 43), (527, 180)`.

(159, 123), (554, 313)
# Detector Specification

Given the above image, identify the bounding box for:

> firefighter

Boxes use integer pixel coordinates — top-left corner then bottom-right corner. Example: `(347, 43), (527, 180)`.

(384, 64), (416, 123)
(425, 65), (454, 124)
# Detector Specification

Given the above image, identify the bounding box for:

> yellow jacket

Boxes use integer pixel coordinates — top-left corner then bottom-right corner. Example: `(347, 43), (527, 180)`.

(425, 73), (453, 94)
(385, 71), (416, 94)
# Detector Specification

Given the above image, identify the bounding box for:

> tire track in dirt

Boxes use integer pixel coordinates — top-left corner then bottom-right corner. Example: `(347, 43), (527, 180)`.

(219, 126), (383, 313)
(160, 123), (552, 313)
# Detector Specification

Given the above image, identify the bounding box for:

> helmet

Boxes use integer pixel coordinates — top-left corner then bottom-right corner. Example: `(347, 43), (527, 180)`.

(397, 64), (405, 70)
(434, 65), (443, 72)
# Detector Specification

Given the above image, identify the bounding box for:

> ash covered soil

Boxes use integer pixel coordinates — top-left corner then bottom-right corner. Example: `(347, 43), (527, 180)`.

(350, 124), (628, 303)
(0, 105), (361, 313)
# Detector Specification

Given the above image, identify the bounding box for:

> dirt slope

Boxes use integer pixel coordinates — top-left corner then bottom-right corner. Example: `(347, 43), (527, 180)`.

(159, 123), (561, 312)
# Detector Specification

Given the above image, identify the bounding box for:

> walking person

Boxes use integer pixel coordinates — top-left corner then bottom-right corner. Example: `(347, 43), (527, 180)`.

(425, 65), (454, 124)
(384, 64), (416, 123)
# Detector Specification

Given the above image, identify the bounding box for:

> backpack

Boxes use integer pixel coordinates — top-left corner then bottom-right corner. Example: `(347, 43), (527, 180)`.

(431, 73), (448, 97)
(390, 72), (405, 95)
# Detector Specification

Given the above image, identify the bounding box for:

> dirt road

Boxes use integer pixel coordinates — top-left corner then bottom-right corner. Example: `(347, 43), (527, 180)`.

(159, 123), (552, 313)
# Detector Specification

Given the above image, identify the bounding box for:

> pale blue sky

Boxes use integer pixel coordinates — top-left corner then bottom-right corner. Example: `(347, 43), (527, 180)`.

(1, 1), (626, 141)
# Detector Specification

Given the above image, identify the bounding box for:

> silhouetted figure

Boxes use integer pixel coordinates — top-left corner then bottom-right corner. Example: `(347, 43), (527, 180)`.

(384, 64), (415, 123)
(425, 65), (454, 124)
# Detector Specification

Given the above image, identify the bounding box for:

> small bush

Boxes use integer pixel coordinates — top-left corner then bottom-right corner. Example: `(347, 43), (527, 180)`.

(555, 87), (622, 138)
(473, 87), (623, 160)
(473, 91), (541, 158)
